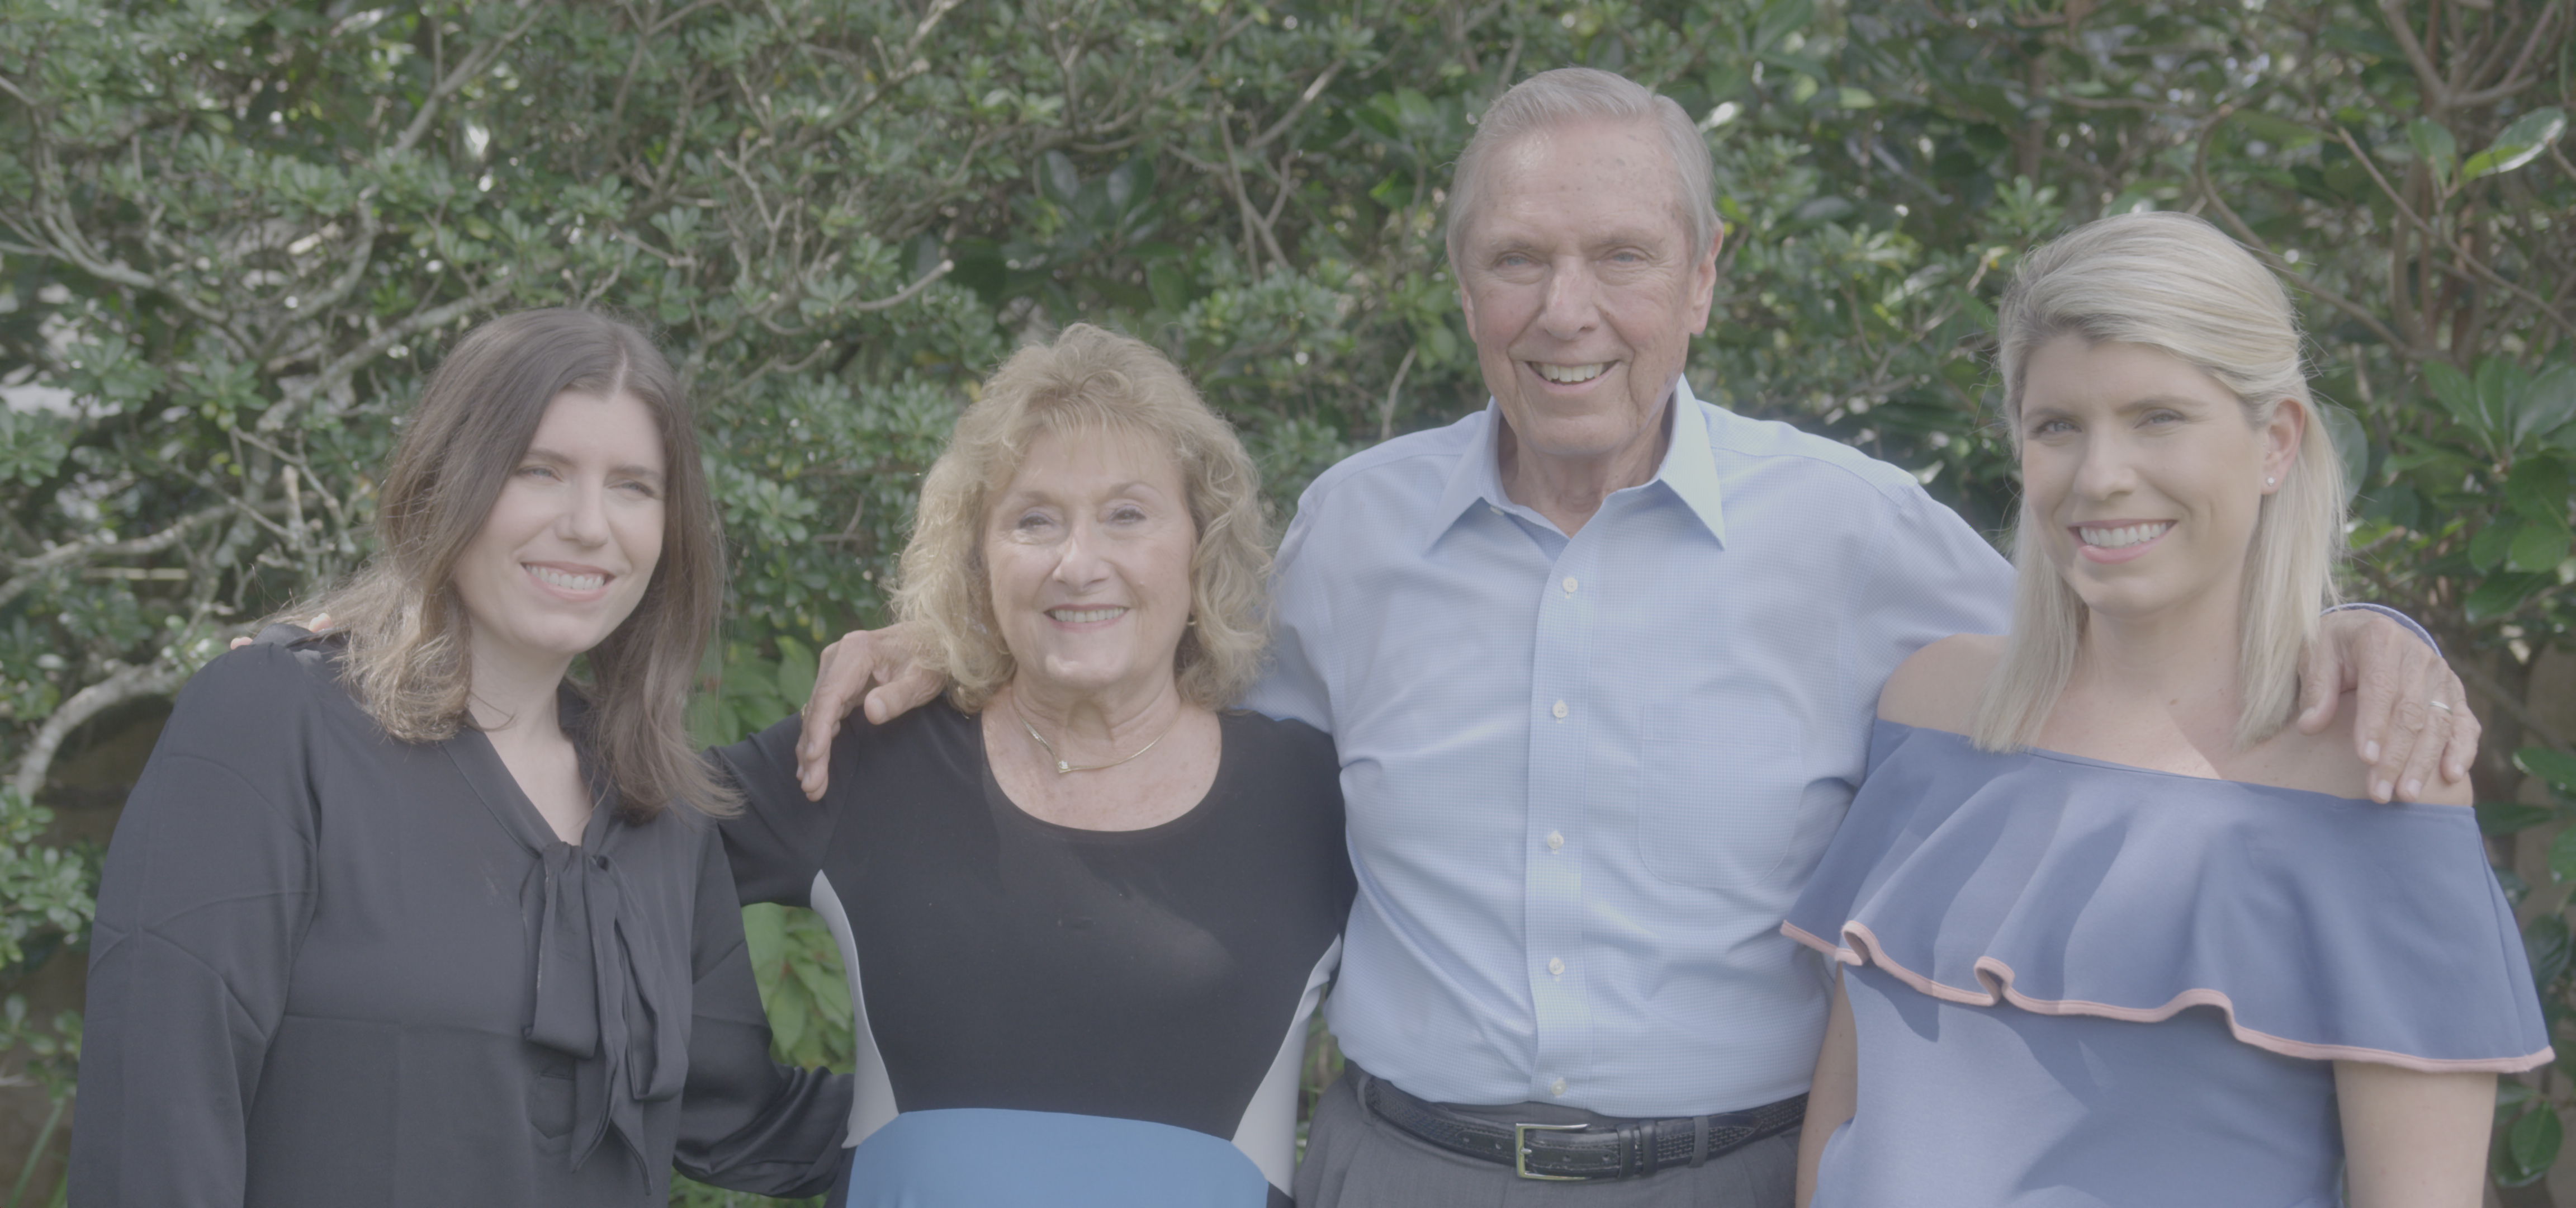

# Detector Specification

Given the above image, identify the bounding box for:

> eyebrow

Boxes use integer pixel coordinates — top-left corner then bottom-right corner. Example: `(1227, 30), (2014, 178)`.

(523, 446), (666, 485)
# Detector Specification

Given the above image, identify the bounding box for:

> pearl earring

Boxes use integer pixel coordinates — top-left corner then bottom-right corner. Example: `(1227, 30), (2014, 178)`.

(2265, 476), (2276, 487)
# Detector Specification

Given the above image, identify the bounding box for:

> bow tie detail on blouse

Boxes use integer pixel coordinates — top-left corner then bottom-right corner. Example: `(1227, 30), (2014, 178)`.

(522, 838), (692, 1178)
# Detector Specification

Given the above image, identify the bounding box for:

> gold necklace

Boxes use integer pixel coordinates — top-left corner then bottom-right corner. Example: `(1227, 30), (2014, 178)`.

(1019, 707), (1182, 775)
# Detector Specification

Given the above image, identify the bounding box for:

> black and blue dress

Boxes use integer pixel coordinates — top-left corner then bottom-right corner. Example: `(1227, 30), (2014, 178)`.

(716, 701), (1353, 1208)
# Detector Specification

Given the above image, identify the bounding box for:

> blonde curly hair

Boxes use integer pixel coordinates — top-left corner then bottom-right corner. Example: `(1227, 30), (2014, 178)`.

(894, 324), (1271, 712)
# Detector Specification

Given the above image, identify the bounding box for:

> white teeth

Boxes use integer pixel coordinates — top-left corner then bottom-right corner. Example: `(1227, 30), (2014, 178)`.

(1049, 606), (1125, 623)
(531, 567), (605, 591)
(1535, 362), (1609, 384)
(2076, 522), (2174, 549)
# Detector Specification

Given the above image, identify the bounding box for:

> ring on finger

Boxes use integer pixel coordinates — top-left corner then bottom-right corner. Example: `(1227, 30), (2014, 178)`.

(2427, 700), (2454, 713)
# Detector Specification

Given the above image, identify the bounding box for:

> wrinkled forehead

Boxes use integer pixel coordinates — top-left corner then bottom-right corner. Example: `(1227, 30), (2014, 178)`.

(1456, 115), (1693, 246)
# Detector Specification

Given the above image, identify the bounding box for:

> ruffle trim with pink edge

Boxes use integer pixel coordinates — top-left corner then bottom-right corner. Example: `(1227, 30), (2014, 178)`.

(1783, 918), (2555, 1075)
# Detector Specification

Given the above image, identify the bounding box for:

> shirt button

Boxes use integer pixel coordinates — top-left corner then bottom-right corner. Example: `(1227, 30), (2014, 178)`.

(1548, 956), (1566, 977)
(1552, 700), (1569, 720)
(1550, 1078), (1569, 1097)
(1546, 830), (1565, 851)
(1561, 575), (1579, 594)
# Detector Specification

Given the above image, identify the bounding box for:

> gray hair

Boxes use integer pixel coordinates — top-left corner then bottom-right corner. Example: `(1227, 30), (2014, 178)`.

(1446, 67), (1721, 264)
(1973, 211), (2345, 753)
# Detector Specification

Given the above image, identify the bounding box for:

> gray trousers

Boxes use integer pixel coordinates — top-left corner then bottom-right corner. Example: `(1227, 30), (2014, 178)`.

(1294, 1068), (1798, 1208)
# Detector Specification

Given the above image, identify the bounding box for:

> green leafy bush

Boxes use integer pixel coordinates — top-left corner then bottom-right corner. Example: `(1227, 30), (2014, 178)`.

(0, 0), (2568, 1202)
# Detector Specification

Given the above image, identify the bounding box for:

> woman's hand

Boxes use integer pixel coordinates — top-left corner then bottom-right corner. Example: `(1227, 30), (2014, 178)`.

(793, 621), (940, 800)
(227, 614), (334, 650)
(2299, 610), (2478, 803)
(2335, 1061), (2491, 1208)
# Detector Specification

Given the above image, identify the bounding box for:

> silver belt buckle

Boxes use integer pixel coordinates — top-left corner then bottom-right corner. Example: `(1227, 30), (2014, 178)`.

(1513, 1121), (1588, 1181)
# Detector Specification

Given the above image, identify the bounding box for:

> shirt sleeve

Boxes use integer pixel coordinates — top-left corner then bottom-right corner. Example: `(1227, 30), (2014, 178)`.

(68, 647), (320, 1208)
(709, 713), (835, 907)
(671, 822), (852, 1196)
(1242, 492), (1336, 732)
(1850, 484), (2015, 707)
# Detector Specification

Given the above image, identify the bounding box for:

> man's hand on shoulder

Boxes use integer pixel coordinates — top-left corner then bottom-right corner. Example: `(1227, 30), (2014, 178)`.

(1878, 634), (2003, 732)
(2298, 610), (2477, 804)
(794, 621), (941, 800)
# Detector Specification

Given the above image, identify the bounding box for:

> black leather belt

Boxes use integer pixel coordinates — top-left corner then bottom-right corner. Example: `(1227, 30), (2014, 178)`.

(1357, 1069), (1806, 1181)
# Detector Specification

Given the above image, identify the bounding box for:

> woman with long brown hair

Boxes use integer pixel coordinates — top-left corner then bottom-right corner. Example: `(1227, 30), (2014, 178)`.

(70, 309), (849, 1207)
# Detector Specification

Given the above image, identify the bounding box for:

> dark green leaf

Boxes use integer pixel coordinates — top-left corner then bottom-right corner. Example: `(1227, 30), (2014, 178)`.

(2508, 517), (2572, 573)
(2514, 364), (2576, 445)
(2464, 107), (2568, 180)
(2470, 522), (2518, 572)
(2526, 914), (2572, 990)
(2406, 120), (2457, 185)
(2479, 801), (2562, 834)
(2511, 1105), (2565, 1183)
(2548, 826), (2576, 883)
(2465, 572), (2553, 622)
(2521, 748), (2576, 795)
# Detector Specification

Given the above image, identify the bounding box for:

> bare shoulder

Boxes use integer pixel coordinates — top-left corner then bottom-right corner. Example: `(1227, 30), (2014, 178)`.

(2242, 692), (2474, 806)
(1878, 634), (2004, 733)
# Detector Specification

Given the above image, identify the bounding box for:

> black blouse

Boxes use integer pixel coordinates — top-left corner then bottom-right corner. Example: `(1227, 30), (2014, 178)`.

(69, 633), (849, 1207)
(715, 702), (1353, 1201)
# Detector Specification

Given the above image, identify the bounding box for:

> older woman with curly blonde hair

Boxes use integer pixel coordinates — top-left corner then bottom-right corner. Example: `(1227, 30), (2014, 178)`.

(711, 324), (1353, 1208)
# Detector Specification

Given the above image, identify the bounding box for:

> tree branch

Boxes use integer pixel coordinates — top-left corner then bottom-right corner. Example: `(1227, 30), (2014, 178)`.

(2193, 110), (2411, 353)
(392, 3), (546, 157)
(0, 506), (230, 613)
(13, 657), (195, 800)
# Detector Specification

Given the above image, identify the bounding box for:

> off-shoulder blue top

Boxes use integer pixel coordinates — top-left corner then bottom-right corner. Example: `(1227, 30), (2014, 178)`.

(1784, 720), (2550, 1208)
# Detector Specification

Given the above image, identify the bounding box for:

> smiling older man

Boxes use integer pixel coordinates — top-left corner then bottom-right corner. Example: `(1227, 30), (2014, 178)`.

(795, 67), (2474, 1208)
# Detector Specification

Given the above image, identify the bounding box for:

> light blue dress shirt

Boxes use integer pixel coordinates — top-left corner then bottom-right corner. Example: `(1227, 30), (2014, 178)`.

(1246, 380), (2015, 1116)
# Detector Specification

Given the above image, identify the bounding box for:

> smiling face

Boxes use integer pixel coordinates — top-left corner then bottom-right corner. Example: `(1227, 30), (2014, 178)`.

(2019, 336), (2303, 623)
(983, 424), (1198, 707)
(451, 389), (667, 680)
(1453, 115), (1720, 473)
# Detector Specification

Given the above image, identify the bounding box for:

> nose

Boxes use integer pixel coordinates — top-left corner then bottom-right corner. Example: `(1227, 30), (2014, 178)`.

(2071, 430), (2138, 503)
(1049, 516), (1110, 589)
(555, 476), (612, 548)
(1536, 257), (1600, 341)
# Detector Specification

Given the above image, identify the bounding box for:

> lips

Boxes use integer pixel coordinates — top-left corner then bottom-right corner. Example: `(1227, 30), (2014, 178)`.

(1046, 605), (1127, 624)
(1531, 361), (1611, 384)
(2070, 520), (2174, 564)
(524, 563), (612, 594)
(2075, 521), (2173, 549)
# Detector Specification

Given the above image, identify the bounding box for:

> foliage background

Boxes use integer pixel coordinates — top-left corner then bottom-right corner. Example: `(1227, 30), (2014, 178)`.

(0, 0), (2570, 1202)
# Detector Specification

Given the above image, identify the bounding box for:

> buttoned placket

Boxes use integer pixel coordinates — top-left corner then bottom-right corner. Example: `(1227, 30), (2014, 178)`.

(1519, 493), (1615, 1106)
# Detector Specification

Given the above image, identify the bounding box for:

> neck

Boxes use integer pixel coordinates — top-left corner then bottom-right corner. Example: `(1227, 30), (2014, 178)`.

(1002, 674), (1186, 765)
(1497, 395), (1674, 535)
(2069, 584), (2246, 742)
(466, 639), (574, 741)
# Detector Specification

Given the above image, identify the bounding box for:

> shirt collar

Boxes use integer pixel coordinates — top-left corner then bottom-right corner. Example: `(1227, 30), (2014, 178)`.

(1426, 377), (1728, 549)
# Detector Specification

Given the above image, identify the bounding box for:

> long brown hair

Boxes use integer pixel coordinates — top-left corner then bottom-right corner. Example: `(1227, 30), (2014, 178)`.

(302, 308), (736, 818)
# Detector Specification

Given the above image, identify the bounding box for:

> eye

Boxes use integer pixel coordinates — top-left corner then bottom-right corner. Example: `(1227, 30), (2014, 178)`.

(1106, 503), (1149, 525)
(614, 476), (661, 499)
(2141, 409), (2184, 427)
(1012, 511), (1056, 532)
(517, 463), (560, 482)
(2028, 417), (2076, 437)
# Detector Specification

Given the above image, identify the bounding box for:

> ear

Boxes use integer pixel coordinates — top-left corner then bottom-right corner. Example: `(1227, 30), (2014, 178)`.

(2260, 396), (2307, 494)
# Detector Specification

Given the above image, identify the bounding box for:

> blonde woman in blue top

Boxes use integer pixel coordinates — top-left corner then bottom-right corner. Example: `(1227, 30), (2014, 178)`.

(1787, 213), (2547, 1207)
